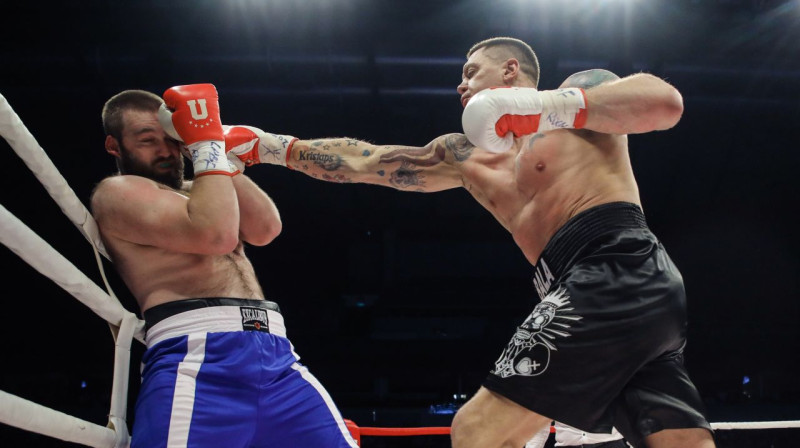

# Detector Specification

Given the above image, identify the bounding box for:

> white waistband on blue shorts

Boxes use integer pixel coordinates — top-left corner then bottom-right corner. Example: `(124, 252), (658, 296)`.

(145, 305), (286, 348)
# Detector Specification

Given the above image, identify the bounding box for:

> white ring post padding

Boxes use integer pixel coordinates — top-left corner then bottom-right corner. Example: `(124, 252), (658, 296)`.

(0, 92), (108, 259)
(0, 203), (145, 342)
(107, 313), (137, 448)
(0, 390), (116, 448)
(711, 420), (800, 430)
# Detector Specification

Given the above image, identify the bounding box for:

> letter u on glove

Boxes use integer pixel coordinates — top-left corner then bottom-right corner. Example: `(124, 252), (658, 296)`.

(159, 84), (233, 177)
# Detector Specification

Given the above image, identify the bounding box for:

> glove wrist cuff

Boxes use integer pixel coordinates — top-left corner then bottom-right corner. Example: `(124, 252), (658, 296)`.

(188, 141), (234, 177)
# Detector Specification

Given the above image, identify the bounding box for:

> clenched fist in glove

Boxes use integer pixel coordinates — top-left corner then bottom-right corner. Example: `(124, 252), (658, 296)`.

(223, 125), (297, 170)
(158, 83), (234, 177)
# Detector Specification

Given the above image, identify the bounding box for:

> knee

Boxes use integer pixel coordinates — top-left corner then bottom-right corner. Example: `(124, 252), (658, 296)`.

(450, 407), (478, 448)
(645, 427), (716, 448)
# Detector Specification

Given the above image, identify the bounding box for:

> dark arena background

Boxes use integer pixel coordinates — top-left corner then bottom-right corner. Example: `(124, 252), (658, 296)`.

(1, 0), (799, 446)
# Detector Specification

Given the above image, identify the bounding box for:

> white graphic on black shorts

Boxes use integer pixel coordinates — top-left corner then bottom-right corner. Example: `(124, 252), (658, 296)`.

(492, 287), (582, 378)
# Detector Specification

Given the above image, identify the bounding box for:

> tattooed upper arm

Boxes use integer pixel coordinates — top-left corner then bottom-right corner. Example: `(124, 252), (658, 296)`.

(442, 133), (475, 162)
(371, 134), (469, 192)
(377, 133), (474, 167)
(560, 69), (620, 90)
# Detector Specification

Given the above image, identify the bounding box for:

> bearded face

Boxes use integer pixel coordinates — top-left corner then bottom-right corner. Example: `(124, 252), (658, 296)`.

(118, 140), (184, 190)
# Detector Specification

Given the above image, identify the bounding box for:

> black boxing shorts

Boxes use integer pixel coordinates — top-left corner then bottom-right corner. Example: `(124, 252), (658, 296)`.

(483, 202), (713, 447)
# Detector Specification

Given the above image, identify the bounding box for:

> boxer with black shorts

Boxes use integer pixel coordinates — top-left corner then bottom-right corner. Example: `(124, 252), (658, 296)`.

(234, 36), (714, 447)
(494, 202), (708, 448)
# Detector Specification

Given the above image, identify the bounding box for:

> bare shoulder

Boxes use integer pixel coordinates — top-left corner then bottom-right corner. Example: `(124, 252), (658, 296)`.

(435, 133), (476, 163)
(92, 175), (150, 199)
(90, 175), (163, 216)
(92, 176), (132, 208)
(559, 69), (621, 90)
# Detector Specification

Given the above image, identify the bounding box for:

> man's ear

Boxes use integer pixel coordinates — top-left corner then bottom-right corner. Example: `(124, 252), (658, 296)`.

(105, 135), (121, 158)
(503, 58), (520, 82)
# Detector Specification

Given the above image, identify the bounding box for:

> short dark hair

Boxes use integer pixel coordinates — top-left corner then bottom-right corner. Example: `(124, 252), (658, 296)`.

(101, 90), (163, 141)
(467, 37), (540, 88)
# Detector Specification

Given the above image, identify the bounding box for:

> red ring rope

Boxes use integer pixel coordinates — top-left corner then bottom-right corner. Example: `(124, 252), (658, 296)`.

(359, 426), (451, 436)
(344, 419), (555, 445)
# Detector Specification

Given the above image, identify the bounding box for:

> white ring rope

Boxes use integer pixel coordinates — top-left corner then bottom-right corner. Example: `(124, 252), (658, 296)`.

(0, 204), (138, 447)
(0, 93), (108, 259)
(0, 390), (117, 448)
(712, 420), (800, 430)
(0, 92), (127, 334)
(1, 92), (798, 446)
(0, 92), (143, 447)
(0, 203), (144, 340)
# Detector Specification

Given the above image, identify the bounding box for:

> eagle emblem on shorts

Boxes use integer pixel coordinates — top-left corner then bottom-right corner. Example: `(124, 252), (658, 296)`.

(492, 287), (582, 378)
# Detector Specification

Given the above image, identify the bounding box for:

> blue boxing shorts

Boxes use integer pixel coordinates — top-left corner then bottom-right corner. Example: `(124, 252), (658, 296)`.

(132, 298), (358, 448)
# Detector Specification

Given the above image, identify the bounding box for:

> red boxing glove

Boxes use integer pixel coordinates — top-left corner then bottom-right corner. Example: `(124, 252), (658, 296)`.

(224, 125), (296, 168)
(158, 84), (232, 177)
(160, 84), (224, 145)
(224, 125), (260, 168)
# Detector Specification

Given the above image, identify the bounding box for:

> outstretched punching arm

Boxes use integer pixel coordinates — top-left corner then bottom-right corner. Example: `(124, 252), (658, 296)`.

(286, 135), (467, 192)
(224, 125), (468, 192)
(223, 126), (282, 246)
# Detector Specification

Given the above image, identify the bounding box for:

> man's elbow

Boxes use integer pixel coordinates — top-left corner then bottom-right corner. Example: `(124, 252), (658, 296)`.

(656, 87), (684, 130)
(260, 219), (283, 246)
(665, 89), (685, 127)
(247, 218), (283, 246)
(202, 228), (242, 255)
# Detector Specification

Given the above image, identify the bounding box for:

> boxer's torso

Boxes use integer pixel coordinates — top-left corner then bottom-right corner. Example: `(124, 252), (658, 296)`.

(95, 178), (265, 313)
(455, 128), (641, 266)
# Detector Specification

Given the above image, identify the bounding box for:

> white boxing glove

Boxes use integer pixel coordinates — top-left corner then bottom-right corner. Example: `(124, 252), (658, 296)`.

(461, 86), (588, 153)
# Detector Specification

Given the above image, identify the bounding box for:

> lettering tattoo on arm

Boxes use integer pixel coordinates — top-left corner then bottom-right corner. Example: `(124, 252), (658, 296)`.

(297, 150), (343, 171)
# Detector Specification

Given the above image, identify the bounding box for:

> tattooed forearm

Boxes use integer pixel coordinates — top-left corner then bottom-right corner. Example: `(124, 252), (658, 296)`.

(389, 161), (426, 189)
(444, 134), (474, 162)
(296, 150), (342, 171)
(322, 173), (352, 183)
